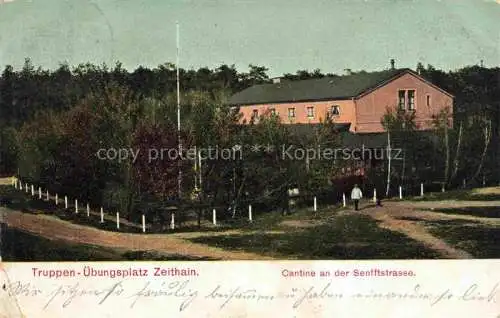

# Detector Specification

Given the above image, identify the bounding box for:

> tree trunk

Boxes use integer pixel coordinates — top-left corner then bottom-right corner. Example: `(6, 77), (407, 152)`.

(443, 120), (450, 191)
(471, 119), (492, 182)
(197, 207), (202, 229)
(450, 121), (463, 182)
(232, 175), (247, 218)
(401, 148), (406, 186)
(385, 130), (391, 197)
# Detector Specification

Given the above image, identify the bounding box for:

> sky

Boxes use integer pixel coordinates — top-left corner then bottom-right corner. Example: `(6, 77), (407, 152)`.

(0, 0), (499, 77)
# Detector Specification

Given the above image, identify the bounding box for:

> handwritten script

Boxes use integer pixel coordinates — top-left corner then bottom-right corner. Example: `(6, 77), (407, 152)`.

(3, 279), (498, 312)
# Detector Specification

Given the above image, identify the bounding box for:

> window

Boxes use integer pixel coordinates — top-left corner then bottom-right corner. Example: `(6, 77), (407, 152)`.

(398, 90), (416, 111)
(307, 106), (314, 118)
(407, 90), (415, 110)
(288, 108), (296, 118)
(426, 94), (431, 107)
(331, 105), (340, 116)
(398, 90), (406, 110)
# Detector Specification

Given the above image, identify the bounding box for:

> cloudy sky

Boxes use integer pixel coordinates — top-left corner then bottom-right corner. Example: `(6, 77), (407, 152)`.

(0, 0), (498, 76)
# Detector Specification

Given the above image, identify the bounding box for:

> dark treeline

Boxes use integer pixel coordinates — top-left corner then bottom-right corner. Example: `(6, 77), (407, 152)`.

(0, 59), (272, 127)
(0, 58), (498, 223)
(1, 59), (497, 127)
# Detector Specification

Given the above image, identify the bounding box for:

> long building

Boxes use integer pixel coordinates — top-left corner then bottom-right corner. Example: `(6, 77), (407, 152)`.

(229, 65), (454, 134)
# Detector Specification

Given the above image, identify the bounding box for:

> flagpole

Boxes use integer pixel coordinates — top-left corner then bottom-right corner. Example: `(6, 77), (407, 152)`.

(176, 22), (182, 198)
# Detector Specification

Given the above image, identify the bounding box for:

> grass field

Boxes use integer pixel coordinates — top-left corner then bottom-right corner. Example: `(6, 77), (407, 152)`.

(410, 187), (500, 202)
(425, 222), (500, 258)
(428, 207), (500, 218)
(189, 214), (441, 259)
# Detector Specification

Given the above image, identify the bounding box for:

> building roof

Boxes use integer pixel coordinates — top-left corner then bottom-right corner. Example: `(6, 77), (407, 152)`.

(340, 132), (389, 149)
(229, 68), (411, 106)
(340, 130), (438, 148)
(285, 124), (388, 148)
(282, 124), (437, 149)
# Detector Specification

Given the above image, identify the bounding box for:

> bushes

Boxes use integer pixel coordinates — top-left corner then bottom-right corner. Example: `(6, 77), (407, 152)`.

(0, 126), (18, 175)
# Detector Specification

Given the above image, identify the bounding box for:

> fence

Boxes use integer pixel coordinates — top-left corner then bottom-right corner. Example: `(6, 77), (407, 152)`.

(7, 176), (494, 234)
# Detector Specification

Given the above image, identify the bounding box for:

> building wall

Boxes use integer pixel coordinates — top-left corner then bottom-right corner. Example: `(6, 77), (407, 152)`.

(354, 72), (454, 133)
(237, 72), (454, 133)
(238, 99), (356, 128)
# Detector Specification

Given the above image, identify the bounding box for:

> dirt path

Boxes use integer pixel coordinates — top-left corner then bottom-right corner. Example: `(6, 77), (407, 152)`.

(358, 202), (478, 259)
(404, 200), (500, 209)
(1, 207), (275, 260)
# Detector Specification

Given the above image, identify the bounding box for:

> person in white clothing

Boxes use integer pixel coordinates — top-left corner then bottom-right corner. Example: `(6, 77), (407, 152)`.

(350, 184), (363, 211)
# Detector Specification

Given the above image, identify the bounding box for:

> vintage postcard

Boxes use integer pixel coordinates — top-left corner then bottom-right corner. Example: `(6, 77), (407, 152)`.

(0, 0), (499, 317)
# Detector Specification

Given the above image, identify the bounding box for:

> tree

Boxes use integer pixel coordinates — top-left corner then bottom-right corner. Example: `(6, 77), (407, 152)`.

(132, 123), (179, 200)
(381, 106), (417, 196)
(0, 65), (16, 126)
(282, 69), (327, 81)
(432, 106), (452, 190)
(450, 120), (463, 183)
(0, 126), (18, 174)
(470, 117), (492, 183)
(239, 64), (271, 87)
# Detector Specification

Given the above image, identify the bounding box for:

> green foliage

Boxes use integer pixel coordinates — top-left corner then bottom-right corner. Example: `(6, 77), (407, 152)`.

(0, 126), (18, 174)
(189, 214), (441, 259)
(1, 60), (499, 219)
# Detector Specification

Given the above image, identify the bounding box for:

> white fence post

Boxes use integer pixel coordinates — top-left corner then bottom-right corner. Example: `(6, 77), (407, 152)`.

(142, 214), (146, 233)
(373, 189), (377, 203)
(248, 205), (253, 222)
(86, 203), (90, 217)
(399, 186), (403, 199)
(46, 189), (49, 201)
(31, 185), (34, 196)
(342, 193), (346, 207)
(212, 209), (217, 225)
(116, 212), (120, 229)
(38, 187), (42, 199)
(483, 175), (486, 187)
(313, 196), (317, 212)
(64, 196), (68, 209)
(420, 183), (424, 197)
(170, 213), (175, 230)
(55, 193), (59, 205)
(100, 207), (104, 223)
(75, 199), (78, 214)
(25, 183), (28, 193)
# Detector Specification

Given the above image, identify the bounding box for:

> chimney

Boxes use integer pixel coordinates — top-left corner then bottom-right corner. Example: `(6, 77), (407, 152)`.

(390, 59), (395, 70)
